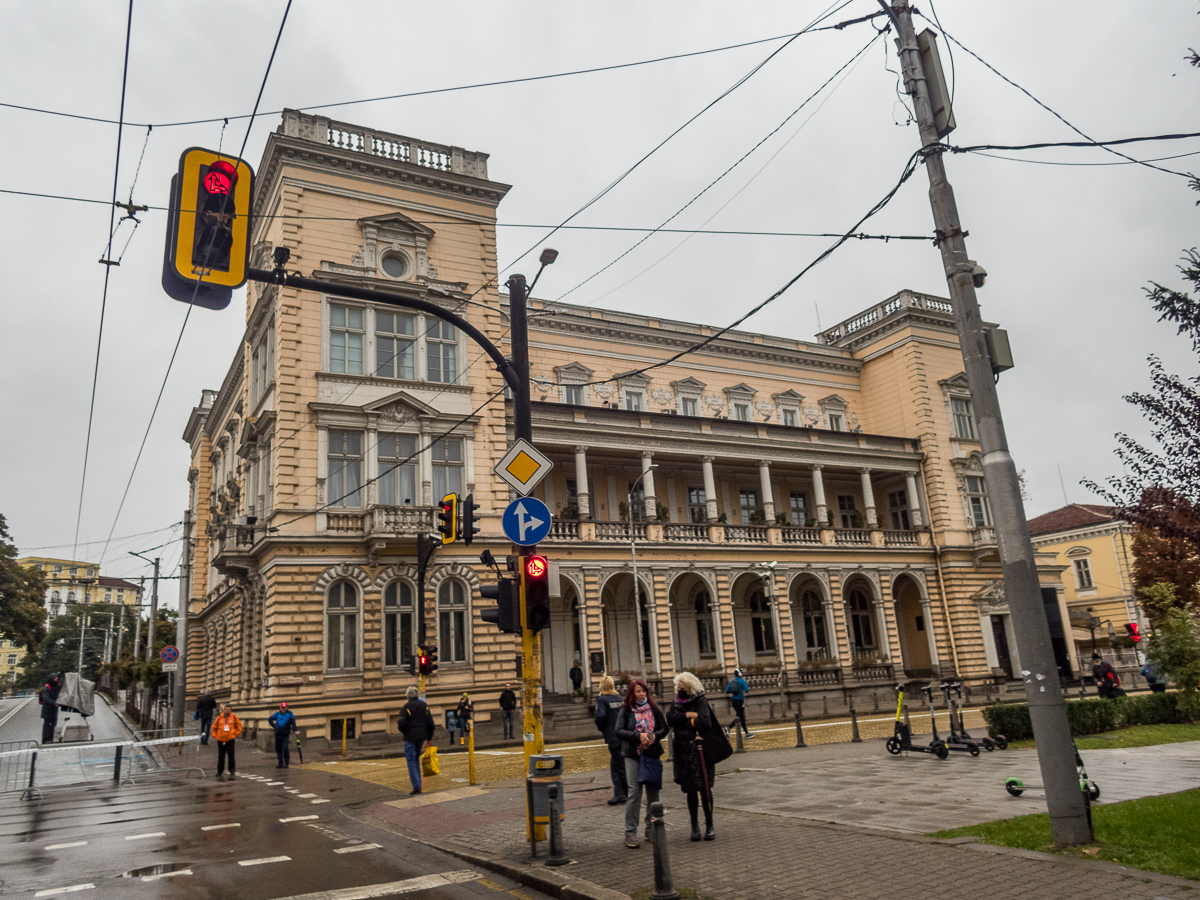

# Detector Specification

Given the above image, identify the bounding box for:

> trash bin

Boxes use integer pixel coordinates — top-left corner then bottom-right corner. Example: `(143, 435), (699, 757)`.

(527, 753), (564, 833)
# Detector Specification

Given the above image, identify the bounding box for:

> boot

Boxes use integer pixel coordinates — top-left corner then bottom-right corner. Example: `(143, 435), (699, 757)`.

(704, 821), (716, 841)
(690, 816), (702, 842)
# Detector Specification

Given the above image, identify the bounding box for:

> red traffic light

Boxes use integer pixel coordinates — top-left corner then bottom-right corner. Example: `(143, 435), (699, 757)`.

(1125, 622), (1141, 642)
(204, 160), (238, 195)
(525, 555), (547, 579)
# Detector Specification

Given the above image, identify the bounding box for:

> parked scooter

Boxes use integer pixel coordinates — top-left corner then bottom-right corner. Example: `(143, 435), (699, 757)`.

(1005, 742), (1099, 801)
(923, 684), (979, 756)
(886, 682), (949, 759)
(941, 682), (1006, 751)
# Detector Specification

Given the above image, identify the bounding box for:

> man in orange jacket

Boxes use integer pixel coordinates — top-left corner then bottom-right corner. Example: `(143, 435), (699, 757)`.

(213, 704), (243, 780)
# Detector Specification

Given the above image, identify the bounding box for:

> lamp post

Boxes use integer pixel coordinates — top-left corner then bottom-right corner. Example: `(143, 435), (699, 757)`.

(627, 464), (658, 684)
(755, 562), (789, 714)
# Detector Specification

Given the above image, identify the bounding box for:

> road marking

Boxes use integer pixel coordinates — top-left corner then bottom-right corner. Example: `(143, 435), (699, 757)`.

(35, 886), (94, 897)
(265, 871), (482, 899)
(239, 856), (292, 866)
(201, 823), (241, 831)
(279, 815), (320, 822)
(44, 841), (88, 850)
(298, 793), (317, 798)
(385, 786), (487, 810)
(0, 694), (35, 729)
(333, 843), (380, 853)
(125, 832), (166, 841)
(142, 869), (193, 881)
(310, 798), (330, 804)
(266, 781), (285, 785)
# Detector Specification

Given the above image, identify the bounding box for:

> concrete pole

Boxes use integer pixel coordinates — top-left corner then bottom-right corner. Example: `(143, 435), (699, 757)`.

(172, 511), (192, 729)
(881, 0), (1090, 844)
(145, 558), (160, 663)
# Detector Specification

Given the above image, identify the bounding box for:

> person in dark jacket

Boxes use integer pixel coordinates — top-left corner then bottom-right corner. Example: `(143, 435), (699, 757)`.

(398, 686), (436, 794)
(593, 675), (627, 805)
(614, 678), (668, 849)
(455, 693), (473, 745)
(667, 671), (718, 841)
(1092, 654), (1122, 699)
(570, 661), (584, 692)
(38, 673), (62, 745)
(195, 692), (217, 745)
(268, 702), (297, 768)
(499, 683), (518, 739)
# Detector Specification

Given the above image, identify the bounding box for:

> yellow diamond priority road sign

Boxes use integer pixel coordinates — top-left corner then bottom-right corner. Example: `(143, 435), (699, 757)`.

(494, 439), (553, 496)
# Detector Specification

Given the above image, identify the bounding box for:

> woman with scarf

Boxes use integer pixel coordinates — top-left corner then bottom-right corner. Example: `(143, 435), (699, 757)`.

(614, 678), (668, 848)
(667, 671), (718, 841)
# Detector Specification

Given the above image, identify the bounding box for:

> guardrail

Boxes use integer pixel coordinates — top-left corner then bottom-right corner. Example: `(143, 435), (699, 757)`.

(0, 740), (37, 793)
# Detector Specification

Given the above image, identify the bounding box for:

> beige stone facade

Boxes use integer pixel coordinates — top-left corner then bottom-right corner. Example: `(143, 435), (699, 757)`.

(181, 111), (1063, 747)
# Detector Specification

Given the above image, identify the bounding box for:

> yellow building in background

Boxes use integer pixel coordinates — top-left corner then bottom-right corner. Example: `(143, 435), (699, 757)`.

(16, 557), (144, 622)
(0, 639), (27, 691)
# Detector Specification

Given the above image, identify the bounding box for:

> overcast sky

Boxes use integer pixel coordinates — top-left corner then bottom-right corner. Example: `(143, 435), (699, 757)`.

(2, 2), (1196, 593)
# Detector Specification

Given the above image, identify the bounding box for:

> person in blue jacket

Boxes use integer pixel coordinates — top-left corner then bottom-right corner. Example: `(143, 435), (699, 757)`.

(723, 669), (753, 738)
(268, 702), (297, 768)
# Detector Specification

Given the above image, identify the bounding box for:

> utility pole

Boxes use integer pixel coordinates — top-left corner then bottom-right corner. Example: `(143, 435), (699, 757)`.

(135, 557), (161, 663)
(881, 0), (1090, 844)
(172, 511), (192, 729)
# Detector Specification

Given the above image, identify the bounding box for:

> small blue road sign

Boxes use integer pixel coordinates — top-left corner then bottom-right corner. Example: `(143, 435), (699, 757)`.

(502, 497), (552, 546)
(160, 645), (180, 664)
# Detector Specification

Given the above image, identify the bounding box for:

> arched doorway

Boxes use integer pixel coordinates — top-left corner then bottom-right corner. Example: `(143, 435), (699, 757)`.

(670, 573), (721, 673)
(601, 573), (652, 676)
(791, 578), (832, 661)
(731, 573), (776, 669)
(544, 586), (583, 695)
(893, 575), (932, 676)
(844, 578), (879, 662)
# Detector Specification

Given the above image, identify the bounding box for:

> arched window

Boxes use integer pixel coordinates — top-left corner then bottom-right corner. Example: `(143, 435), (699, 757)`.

(800, 588), (828, 658)
(52, 590), (60, 602)
(383, 581), (415, 667)
(748, 589), (776, 653)
(326, 581), (359, 670)
(847, 587), (876, 655)
(67, 591), (76, 605)
(694, 592), (716, 657)
(635, 583), (652, 661)
(438, 580), (468, 663)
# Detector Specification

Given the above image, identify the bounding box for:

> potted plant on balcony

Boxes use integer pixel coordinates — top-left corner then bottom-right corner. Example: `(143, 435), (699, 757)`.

(749, 507), (767, 526)
(774, 511), (789, 525)
(560, 504), (579, 520)
(656, 501), (669, 521)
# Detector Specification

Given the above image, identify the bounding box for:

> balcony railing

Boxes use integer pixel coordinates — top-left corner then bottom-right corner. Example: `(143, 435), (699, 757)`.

(327, 512), (363, 533)
(548, 520), (579, 540)
(883, 530), (918, 546)
(366, 505), (436, 536)
(835, 529), (871, 545)
(851, 664), (895, 682)
(791, 666), (842, 686)
(780, 526), (821, 545)
(664, 523), (708, 542)
(724, 525), (768, 544)
(596, 521), (643, 541)
(971, 526), (997, 547)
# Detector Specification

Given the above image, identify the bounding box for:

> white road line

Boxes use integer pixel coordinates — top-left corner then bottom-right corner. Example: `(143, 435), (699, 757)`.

(201, 823), (241, 831)
(44, 841), (88, 850)
(298, 793), (317, 798)
(266, 781), (285, 785)
(279, 815), (320, 823)
(286, 789), (301, 793)
(265, 871), (481, 899)
(310, 798), (330, 804)
(125, 832), (166, 841)
(333, 843), (380, 854)
(0, 694), (35, 729)
(34, 886), (94, 897)
(238, 856), (292, 867)
(142, 869), (193, 882)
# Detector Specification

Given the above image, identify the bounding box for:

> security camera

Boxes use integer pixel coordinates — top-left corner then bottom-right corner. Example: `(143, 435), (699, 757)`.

(969, 260), (987, 289)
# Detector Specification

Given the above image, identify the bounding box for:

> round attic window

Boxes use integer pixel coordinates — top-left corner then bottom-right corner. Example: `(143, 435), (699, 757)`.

(380, 251), (409, 279)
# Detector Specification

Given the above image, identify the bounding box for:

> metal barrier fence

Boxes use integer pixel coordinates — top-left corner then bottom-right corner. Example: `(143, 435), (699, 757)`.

(0, 734), (203, 799)
(0, 740), (38, 793)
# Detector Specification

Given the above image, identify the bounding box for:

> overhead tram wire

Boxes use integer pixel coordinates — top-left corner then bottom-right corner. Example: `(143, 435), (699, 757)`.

(19, 522), (182, 553)
(97, 0), (294, 569)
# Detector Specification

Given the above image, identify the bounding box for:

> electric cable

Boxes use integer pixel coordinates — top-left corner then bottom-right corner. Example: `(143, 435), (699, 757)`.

(19, 522), (181, 553)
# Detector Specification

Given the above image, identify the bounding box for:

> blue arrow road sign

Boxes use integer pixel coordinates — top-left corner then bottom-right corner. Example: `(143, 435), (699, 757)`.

(502, 497), (552, 546)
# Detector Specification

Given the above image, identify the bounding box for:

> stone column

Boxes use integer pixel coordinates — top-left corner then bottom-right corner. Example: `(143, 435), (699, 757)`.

(920, 595), (941, 672)
(811, 465), (828, 526)
(905, 473), (924, 528)
(872, 597), (892, 660)
(821, 595), (840, 661)
(702, 456), (718, 523)
(574, 446), (591, 519)
(641, 452), (657, 520)
(860, 468), (877, 528)
(758, 460), (775, 522)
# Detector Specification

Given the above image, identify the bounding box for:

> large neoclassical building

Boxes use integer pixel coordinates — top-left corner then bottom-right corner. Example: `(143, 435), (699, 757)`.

(180, 110), (1068, 746)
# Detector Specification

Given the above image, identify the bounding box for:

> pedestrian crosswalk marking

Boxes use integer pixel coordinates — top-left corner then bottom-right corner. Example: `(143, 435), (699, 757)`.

(44, 841), (88, 850)
(34, 886), (94, 897)
(311, 798), (330, 804)
(238, 856), (292, 866)
(333, 843), (381, 853)
(266, 780), (285, 785)
(201, 823), (241, 830)
(266, 871), (482, 899)
(299, 793), (318, 798)
(280, 815), (320, 822)
(125, 832), (166, 840)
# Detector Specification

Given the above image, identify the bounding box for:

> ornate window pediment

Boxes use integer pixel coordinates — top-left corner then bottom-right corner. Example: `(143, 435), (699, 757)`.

(354, 212), (437, 282)
(363, 389), (439, 425)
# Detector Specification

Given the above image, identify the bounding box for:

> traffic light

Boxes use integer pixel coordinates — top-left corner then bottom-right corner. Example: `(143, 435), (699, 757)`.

(417, 648), (430, 676)
(404, 654), (417, 675)
(162, 147), (254, 309)
(427, 644), (439, 676)
(437, 493), (459, 545)
(522, 554), (551, 633)
(1125, 622), (1141, 643)
(462, 493), (481, 546)
(480, 579), (517, 633)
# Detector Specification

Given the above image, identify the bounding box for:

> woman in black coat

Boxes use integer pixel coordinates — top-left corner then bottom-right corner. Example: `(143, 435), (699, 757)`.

(613, 678), (669, 849)
(666, 671), (717, 842)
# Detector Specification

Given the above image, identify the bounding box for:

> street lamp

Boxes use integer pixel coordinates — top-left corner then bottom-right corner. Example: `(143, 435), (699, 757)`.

(627, 464), (658, 683)
(754, 561), (789, 712)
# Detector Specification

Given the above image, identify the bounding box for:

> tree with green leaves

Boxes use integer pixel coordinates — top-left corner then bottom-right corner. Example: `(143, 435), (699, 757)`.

(16, 603), (122, 689)
(1141, 583), (1200, 721)
(0, 513), (47, 652)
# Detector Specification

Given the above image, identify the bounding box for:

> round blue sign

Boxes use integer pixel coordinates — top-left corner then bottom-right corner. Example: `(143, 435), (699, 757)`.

(160, 645), (179, 664)
(502, 497), (552, 546)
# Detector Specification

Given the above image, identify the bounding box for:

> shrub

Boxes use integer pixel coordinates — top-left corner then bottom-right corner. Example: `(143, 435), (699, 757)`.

(982, 692), (1187, 741)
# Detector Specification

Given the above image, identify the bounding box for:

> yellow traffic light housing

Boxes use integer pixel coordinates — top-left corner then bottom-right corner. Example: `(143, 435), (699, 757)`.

(438, 493), (459, 545)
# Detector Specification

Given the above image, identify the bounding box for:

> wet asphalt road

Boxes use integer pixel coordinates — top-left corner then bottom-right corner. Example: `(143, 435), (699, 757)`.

(0, 753), (554, 899)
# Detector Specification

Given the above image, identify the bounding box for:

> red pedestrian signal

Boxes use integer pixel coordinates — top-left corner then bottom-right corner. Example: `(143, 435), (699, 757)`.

(204, 160), (237, 195)
(1125, 622), (1141, 643)
(522, 555), (550, 634)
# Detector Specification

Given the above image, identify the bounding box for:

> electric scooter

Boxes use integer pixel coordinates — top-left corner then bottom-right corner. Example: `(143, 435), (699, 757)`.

(923, 684), (979, 756)
(885, 682), (949, 759)
(1005, 742), (1099, 801)
(943, 681), (1007, 751)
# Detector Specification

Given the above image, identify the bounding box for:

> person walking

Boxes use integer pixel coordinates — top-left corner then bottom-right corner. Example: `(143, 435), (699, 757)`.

(593, 675), (627, 805)
(38, 673), (62, 745)
(723, 668), (753, 738)
(213, 704), (242, 780)
(455, 693), (473, 745)
(398, 686), (435, 794)
(668, 671), (726, 842)
(569, 661), (584, 693)
(614, 678), (668, 849)
(268, 702), (297, 768)
(499, 683), (518, 740)
(1092, 653), (1123, 699)
(195, 691), (217, 746)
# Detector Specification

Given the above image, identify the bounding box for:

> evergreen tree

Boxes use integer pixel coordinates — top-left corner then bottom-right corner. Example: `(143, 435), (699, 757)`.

(0, 513), (47, 652)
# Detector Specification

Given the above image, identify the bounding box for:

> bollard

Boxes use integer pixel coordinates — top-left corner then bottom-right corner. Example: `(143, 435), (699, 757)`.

(794, 712), (806, 748)
(648, 802), (681, 900)
(113, 745), (123, 783)
(546, 784), (568, 867)
(769, 700), (775, 721)
(734, 720), (746, 754)
(468, 720), (476, 785)
(850, 704), (862, 743)
(873, 691), (879, 712)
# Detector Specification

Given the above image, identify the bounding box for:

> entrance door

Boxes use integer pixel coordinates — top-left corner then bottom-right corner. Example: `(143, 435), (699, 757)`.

(991, 615), (1013, 680)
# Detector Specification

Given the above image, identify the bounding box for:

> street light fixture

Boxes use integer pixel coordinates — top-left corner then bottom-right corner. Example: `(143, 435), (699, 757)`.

(754, 561), (788, 712)
(627, 464), (658, 683)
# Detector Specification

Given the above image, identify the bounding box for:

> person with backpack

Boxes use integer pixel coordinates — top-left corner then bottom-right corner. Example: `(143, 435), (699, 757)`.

(593, 675), (627, 805)
(723, 668), (753, 738)
(398, 686), (436, 794)
(268, 702), (297, 768)
(1142, 658), (1167, 693)
(498, 683), (518, 740)
(195, 692), (217, 745)
(38, 673), (62, 745)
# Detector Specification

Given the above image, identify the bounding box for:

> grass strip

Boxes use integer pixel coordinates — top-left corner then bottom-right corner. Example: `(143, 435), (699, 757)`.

(1006, 722), (1200, 751)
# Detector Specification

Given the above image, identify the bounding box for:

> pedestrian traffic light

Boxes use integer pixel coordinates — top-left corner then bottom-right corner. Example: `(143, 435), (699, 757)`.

(427, 644), (439, 676)
(437, 493), (459, 545)
(162, 147), (254, 309)
(522, 554), (551, 633)
(1125, 622), (1141, 643)
(480, 579), (517, 633)
(417, 648), (430, 676)
(462, 493), (481, 546)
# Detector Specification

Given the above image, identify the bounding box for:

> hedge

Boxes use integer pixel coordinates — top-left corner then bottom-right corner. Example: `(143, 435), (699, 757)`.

(981, 692), (1182, 742)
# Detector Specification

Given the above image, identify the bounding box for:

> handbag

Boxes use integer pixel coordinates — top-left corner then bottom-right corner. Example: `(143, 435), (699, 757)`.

(636, 753), (663, 790)
(702, 721), (734, 766)
(193, 709), (200, 721)
(421, 745), (440, 776)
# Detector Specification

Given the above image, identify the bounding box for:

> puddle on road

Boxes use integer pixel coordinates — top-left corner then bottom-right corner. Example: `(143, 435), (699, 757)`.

(118, 861), (192, 878)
